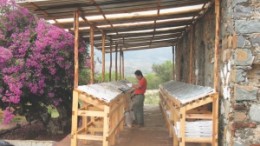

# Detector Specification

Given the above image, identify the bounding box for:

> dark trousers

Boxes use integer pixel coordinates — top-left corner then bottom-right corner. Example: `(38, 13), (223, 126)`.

(132, 94), (145, 125)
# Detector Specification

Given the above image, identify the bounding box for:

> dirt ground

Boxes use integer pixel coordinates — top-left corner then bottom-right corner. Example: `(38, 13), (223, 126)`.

(55, 105), (206, 146)
(0, 121), (67, 141)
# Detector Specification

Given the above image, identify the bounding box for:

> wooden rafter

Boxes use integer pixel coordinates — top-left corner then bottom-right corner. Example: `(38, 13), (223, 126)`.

(54, 11), (199, 28)
(25, 0), (208, 19)
(18, 0), (212, 53)
(150, 0), (161, 47)
(29, 2), (70, 30)
(90, 0), (118, 35)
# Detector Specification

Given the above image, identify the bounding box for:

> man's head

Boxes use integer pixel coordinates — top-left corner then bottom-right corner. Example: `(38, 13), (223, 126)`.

(134, 70), (143, 80)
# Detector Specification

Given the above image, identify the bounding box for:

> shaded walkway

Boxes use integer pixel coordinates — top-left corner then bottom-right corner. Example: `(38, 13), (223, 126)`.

(114, 105), (172, 146)
(55, 105), (202, 146)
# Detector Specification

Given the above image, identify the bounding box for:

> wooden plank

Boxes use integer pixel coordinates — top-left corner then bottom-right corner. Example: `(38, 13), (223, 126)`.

(119, 103), (124, 131)
(78, 94), (105, 110)
(184, 94), (215, 111)
(28, 0), (208, 19)
(90, 26), (95, 84)
(186, 137), (212, 143)
(48, 11), (199, 28)
(84, 20), (191, 33)
(90, 0), (118, 35)
(186, 114), (213, 120)
(96, 38), (177, 50)
(109, 38), (112, 81)
(77, 134), (103, 141)
(83, 29), (185, 40)
(214, 0), (220, 91)
(103, 106), (110, 146)
(78, 110), (106, 117)
(95, 34), (181, 46)
(87, 127), (104, 132)
(212, 94), (219, 146)
(71, 90), (79, 146)
(180, 107), (186, 146)
(73, 10), (79, 88)
(102, 32), (106, 82)
(82, 103), (88, 136)
(185, 137), (212, 143)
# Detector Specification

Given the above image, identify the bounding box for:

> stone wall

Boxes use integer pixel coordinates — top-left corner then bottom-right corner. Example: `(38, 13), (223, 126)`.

(176, 7), (215, 86)
(175, 0), (260, 145)
(220, 0), (260, 145)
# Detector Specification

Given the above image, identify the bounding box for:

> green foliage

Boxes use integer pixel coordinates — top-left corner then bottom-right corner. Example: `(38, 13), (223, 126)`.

(94, 60), (174, 90)
(145, 73), (162, 89)
(79, 68), (90, 85)
(144, 90), (160, 105)
(152, 60), (173, 82)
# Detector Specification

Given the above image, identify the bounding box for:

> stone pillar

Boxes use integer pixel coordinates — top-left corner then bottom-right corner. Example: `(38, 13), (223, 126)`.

(220, 0), (260, 145)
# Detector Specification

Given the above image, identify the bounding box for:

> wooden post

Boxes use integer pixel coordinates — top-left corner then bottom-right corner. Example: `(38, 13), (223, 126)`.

(90, 26), (95, 84)
(71, 90), (79, 146)
(214, 0), (220, 91)
(122, 51), (125, 79)
(115, 43), (118, 81)
(103, 106), (110, 146)
(109, 38), (112, 81)
(73, 10), (79, 89)
(212, 94), (219, 146)
(180, 107), (186, 146)
(119, 48), (122, 80)
(172, 46), (175, 80)
(189, 26), (194, 84)
(102, 33), (106, 82)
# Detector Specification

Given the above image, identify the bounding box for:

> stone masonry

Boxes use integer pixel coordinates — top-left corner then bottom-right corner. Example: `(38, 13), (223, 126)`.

(175, 0), (260, 145)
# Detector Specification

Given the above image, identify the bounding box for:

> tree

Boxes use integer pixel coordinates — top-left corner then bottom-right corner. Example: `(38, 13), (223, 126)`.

(152, 60), (173, 82)
(0, 0), (87, 134)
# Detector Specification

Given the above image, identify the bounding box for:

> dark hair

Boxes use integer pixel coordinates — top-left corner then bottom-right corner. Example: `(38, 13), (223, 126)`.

(134, 70), (143, 77)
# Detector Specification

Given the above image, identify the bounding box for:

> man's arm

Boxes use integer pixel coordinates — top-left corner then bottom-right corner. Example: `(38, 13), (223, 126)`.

(133, 79), (145, 89)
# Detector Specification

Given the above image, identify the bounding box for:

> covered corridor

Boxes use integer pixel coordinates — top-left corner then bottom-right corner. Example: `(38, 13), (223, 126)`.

(55, 105), (172, 146)
(16, 0), (222, 146)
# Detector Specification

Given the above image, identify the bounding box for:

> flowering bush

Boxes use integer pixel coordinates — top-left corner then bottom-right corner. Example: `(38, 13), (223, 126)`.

(0, 0), (87, 131)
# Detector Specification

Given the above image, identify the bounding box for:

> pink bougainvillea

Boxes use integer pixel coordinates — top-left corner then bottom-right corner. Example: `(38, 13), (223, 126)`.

(3, 107), (15, 124)
(0, 0), (88, 124)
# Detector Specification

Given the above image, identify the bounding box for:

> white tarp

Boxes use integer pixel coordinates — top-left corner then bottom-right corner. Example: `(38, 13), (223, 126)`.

(174, 120), (213, 138)
(77, 80), (132, 103)
(160, 80), (215, 104)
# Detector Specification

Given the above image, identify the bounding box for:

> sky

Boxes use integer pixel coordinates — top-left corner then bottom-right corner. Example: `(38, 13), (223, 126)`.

(94, 46), (173, 76)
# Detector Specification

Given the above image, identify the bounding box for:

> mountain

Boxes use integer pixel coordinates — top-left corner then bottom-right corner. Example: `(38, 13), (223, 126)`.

(94, 47), (173, 76)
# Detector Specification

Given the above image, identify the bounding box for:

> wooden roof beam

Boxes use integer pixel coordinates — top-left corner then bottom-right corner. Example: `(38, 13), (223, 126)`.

(29, 2), (66, 29)
(95, 34), (180, 46)
(105, 43), (177, 53)
(79, 9), (104, 34)
(150, 0), (161, 47)
(90, 0), (118, 35)
(52, 11), (199, 27)
(96, 38), (177, 50)
(83, 28), (185, 39)
(31, 0), (208, 18)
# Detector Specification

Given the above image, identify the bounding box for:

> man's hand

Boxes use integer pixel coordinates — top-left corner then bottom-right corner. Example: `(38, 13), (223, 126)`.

(133, 84), (141, 89)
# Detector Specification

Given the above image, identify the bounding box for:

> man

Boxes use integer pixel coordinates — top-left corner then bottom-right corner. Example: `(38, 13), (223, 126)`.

(132, 70), (147, 127)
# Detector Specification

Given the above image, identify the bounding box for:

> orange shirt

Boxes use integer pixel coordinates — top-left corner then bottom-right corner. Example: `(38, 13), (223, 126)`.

(134, 77), (147, 94)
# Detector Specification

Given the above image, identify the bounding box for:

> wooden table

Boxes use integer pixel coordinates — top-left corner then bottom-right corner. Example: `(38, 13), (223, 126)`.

(159, 81), (219, 146)
(70, 81), (132, 146)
